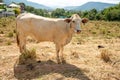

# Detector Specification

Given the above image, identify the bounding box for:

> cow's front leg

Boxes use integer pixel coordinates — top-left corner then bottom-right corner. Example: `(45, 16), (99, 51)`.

(56, 44), (61, 64)
(19, 35), (26, 53)
(60, 46), (66, 63)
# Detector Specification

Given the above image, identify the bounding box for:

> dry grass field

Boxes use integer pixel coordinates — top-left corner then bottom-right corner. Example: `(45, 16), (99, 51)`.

(0, 17), (120, 80)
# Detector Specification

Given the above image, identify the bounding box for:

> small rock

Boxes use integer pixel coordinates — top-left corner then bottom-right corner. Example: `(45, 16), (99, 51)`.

(98, 45), (104, 49)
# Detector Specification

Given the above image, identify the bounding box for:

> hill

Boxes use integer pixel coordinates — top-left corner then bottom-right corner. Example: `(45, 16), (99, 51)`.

(3, 0), (51, 10)
(64, 2), (116, 11)
(64, 6), (77, 10)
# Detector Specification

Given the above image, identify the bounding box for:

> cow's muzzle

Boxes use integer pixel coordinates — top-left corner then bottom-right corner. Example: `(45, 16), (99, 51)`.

(77, 30), (81, 34)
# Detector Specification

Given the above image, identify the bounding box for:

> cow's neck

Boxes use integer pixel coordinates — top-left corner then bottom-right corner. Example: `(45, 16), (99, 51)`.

(68, 23), (75, 36)
(64, 24), (74, 45)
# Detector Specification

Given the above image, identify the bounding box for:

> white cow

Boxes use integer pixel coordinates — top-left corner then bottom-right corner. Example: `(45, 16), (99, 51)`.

(16, 13), (86, 63)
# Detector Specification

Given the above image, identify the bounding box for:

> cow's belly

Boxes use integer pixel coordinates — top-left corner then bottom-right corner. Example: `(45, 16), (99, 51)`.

(37, 35), (53, 42)
(28, 31), (54, 42)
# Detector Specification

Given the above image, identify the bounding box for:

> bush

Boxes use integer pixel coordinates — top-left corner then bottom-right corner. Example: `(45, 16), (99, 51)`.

(14, 8), (21, 16)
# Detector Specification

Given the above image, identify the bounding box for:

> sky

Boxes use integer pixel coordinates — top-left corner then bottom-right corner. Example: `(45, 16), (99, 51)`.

(27, 0), (120, 8)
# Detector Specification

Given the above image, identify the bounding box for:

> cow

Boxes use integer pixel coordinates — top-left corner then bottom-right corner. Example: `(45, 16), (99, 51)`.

(16, 13), (87, 64)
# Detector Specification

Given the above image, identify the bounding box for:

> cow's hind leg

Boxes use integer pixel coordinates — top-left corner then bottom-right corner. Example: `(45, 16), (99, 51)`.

(19, 33), (26, 53)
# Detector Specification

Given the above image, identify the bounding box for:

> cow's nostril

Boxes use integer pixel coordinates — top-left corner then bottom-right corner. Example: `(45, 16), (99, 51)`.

(77, 30), (81, 33)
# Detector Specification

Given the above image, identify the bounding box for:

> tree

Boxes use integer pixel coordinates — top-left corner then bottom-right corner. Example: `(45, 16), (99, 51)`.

(82, 11), (89, 18)
(0, 0), (3, 2)
(25, 6), (34, 13)
(51, 8), (65, 18)
(106, 9), (120, 21)
(19, 3), (26, 12)
(34, 9), (44, 16)
(88, 9), (98, 20)
(95, 13), (101, 20)
(24, 3), (120, 21)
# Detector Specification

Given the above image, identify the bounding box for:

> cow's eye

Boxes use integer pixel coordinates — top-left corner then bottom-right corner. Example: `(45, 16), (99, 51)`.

(72, 21), (75, 23)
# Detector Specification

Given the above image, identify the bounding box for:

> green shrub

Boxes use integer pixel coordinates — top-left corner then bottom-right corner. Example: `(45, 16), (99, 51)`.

(14, 8), (21, 15)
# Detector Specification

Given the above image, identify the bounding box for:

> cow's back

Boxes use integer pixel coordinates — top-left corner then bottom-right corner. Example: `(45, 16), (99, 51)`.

(16, 13), (69, 42)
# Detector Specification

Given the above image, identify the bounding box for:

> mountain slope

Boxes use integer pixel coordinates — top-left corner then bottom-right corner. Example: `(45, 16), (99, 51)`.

(3, 1), (116, 11)
(3, 0), (51, 10)
(64, 6), (77, 10)
(65, 2), (116, 11)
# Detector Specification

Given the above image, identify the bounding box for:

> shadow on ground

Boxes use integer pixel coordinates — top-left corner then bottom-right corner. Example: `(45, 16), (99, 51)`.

(14, 56), (90, 80)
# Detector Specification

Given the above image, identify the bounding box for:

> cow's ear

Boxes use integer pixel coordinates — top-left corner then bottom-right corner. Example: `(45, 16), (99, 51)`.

(82, 18), (88, 24)
(64, 18), (72, 23)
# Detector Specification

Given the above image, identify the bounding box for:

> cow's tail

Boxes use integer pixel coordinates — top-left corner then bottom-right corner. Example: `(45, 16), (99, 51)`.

(16, 20), (20, 46)
(16, 32), (19, 46)
(16, 13), (26, 46)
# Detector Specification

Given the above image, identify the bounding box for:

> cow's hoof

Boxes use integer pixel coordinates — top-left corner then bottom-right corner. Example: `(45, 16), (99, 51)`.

(57, 61), (61, 64)
(37, 60), (41, 63)
(57, 59), (61, 64)
(62, 59), (66, 64)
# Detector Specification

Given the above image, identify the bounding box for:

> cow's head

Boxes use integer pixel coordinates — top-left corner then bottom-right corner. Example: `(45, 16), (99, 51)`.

(65, 14), (84, 34)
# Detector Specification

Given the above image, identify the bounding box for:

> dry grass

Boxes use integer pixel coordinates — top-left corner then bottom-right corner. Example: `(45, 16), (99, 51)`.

(6, 40), (12, 45)
(0, 17), (120, 80)
(100, 49), (111, 63)
(18, 48), (37, 64)
(80, 21), (120, 38)
(0, 17), (16, 46)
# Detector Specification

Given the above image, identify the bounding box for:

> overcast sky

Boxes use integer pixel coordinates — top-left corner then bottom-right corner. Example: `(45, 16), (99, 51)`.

(27, 0), (120, 7)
